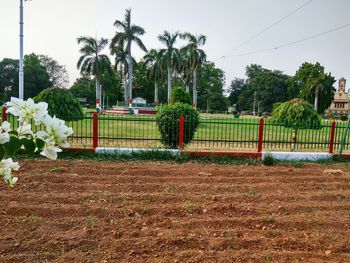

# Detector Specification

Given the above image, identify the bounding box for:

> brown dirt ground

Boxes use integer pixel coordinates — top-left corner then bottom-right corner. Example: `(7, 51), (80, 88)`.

(1, 159), (350, 262)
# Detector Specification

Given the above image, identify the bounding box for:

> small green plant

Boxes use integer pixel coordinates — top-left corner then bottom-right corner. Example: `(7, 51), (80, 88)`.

(262, 213), (276, 223)
(263, 153), (275, 166)
(30, 213), (38, 223)
(248, 188), (257, 197)
(164, 186), (179, 194)
(85, 216), (95, 226)
(183, 202), (194, 213)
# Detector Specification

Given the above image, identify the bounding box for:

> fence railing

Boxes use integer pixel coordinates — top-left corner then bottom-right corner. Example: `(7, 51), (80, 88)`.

(3, 108), (350, 153)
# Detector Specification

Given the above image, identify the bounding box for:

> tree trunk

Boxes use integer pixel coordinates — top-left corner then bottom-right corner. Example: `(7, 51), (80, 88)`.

(128, 44), (133, 104)
(314, 90), (319, 112)
(193, 69), (198, 108)
(186, 85), (189, 93)
(167, 66), (172, 103)
(124, 73), (128, 104)
(96, 77), (101, 110)
(154, 81), (159, 104)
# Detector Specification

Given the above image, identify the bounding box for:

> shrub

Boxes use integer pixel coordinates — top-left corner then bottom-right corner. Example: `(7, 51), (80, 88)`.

(34, 87), (84, 121)
(156, 103), (199, 148)
(169, 87), (192, 105)
(272, 98), (322, 151)
(340, 114), (348, 121)
(262, 153), (275, 166)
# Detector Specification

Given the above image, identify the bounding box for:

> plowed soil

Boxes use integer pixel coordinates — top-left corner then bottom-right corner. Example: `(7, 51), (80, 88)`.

(1, 159), (350, 262)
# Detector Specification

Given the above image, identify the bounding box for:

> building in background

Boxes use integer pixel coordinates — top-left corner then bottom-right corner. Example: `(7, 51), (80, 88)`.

(325, 78), (349, 116)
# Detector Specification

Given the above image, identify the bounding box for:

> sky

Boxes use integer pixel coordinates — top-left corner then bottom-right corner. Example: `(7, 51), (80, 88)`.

(1, 0), (350, 90)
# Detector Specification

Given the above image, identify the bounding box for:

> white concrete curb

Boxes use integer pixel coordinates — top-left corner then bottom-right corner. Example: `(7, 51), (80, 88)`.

(95, 147), (180, 157)
(262, 151), (332, 161)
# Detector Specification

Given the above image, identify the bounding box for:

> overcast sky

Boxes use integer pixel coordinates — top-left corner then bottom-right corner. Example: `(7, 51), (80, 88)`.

(1, 0), (350, 89)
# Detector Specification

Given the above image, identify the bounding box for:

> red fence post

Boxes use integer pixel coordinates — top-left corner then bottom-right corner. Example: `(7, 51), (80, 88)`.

(257, 117), (264, 153)
(2, 106), (7, 122)
(93, 112), (98, 149)
(329, 120), (336, 154)
(178, 115), (184, 150)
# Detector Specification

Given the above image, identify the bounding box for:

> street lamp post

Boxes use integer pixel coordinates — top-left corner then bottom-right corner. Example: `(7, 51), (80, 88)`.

(19, 0), (25, 100)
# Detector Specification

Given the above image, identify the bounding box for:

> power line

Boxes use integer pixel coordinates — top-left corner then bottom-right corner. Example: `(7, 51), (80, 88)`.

(222, 22), (350, 58)
(216, 0), (313, 60)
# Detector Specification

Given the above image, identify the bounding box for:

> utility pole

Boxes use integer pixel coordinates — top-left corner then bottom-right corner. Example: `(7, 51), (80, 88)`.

(19, 0), (25, 99)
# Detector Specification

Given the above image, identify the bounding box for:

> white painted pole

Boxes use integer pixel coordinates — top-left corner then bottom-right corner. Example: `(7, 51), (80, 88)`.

(19, 0), (24, 100)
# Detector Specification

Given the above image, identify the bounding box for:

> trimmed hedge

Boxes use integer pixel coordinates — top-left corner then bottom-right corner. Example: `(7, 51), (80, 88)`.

(34, 87), (84, 121)
(156, 103), (199, 148)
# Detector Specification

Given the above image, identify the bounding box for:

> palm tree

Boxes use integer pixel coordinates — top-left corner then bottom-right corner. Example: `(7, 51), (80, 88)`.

(178, 47), (192, 93)
(158, 31), (180, 102)
(111, 8), (147, 104)
(180, 33), (207, 108)
(77, 36), (111, 110)
(144, 49), (163, 103)
(309, 76), (325, 112)
(111, 44), (136, 104)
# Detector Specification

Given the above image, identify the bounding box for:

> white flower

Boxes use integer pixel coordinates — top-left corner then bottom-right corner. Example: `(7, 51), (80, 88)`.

(0, 121), (11, 144)
(6, 97), (48, 125)
(1, 158), (20, 187)
(17, 123), (33, 138)
(35, 116), (72, 160)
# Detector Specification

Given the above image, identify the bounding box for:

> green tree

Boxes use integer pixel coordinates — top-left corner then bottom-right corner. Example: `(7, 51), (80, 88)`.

(23, 53), (51, 99)
(180, 33), (207, 107)
(228, 78), (245, 109)
(0, 58), (19, 102)
(144, 49), (163, 103)
(237, 64), (291, 113)
(197, 61), (227, 112)
(38, 55), (69, 88)
(158, 31), (180, 102)
(69, 77), (95, 106)
(111, 8), (147, 103)
(294, 62), (336, 113)
(272, 98), (322, 151)
(77, 36), (111, 110)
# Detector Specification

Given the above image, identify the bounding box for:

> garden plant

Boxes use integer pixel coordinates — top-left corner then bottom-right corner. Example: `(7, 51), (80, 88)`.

(0, 97), (73, 186)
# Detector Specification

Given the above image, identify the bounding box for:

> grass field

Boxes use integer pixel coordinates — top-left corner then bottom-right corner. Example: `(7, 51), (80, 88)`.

(5, 113), (350, 152)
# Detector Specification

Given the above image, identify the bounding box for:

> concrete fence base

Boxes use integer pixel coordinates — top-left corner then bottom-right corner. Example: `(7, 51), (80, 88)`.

(262, 152), (332, 161)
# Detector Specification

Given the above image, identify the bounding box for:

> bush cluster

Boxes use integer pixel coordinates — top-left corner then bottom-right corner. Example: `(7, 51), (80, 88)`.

(156, 103), (199, 148)
(34, 87), (84, 121)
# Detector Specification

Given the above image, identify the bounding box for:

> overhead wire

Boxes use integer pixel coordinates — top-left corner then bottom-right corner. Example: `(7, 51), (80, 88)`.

(224, 22), (350, 58)
(216, 0), (313, 60)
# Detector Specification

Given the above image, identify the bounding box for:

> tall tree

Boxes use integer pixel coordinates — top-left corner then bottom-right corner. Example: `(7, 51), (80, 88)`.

(38, 55), (69, 88)
(158, 31), (180, 102)
(23, 53), (51, 99)
(77, 36), (111, 110)
(111, 8), (147, 104)
(0, 55), (51, 101)
(144, 49), (163, 103)
(197, 61), (227, 112)
(294, 62), (336, 113)
(228, 78), (245, 107)
(180, 33), (207, 108)
(236, 64), (291, 113)
(111, 45), (136, 103)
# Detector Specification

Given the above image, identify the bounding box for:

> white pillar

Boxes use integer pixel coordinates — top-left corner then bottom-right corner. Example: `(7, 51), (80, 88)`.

(19, 0), (24, 99)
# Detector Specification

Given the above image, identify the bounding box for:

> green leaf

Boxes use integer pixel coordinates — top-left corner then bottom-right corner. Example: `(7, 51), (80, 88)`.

(3, 136), (23, 156)
(21, 139), (36, 154)
(0, 145), (4, 160)
(35, 139), (45, 152)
